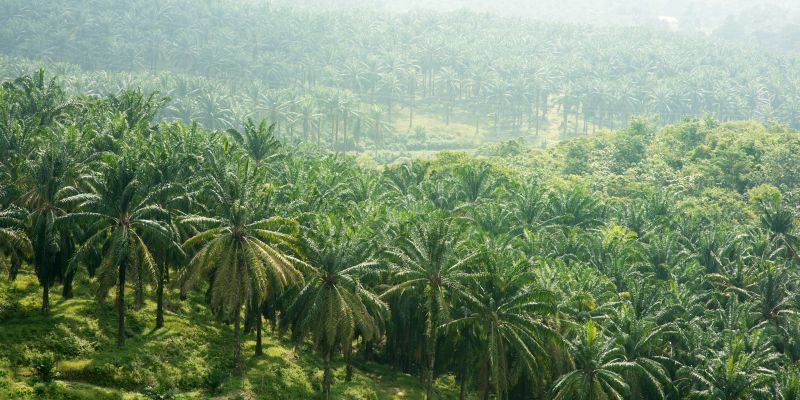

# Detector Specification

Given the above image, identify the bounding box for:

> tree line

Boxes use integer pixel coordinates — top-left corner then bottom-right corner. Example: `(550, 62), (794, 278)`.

(1, 0), (799, 149)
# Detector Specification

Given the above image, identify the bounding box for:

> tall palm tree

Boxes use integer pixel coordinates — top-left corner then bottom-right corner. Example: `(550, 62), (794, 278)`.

(384, 215), (477, 400)
(65, 157), (174, 347)
(283, 218), (388, 398)
(442, 259), (562, 399)
(21, 147), (80, 312)
(179, 163), (303, 372)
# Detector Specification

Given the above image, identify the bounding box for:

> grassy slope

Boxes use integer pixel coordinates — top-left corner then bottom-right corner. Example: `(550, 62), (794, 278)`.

(0, 274), (463, 399)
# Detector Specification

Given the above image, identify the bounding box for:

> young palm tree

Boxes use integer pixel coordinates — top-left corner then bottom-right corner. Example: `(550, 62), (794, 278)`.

(384, 215), (477, 400)
(283, 218), (388, 398)
(65, 157), (174, 347)
(179, 164), (303, 372)
(226, 118), (282, 166)
(758, 198), (799, 262)
(686, 334), (779, 399)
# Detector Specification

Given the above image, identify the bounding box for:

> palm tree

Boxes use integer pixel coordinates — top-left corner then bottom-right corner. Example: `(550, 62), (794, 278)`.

(686, 334), (779, 399)
(607, 308), (675, 399)
(65, 157), (174, 347)
(283, 218), (388, 398)
(552, 321), (631, 400)
(757, 197), (799, 262)
(0, 205), (32, 280)
(21, 147), (81, 312)
(179, 163), (303, 372)
(384, 215), (477, 400)
(442, 259), (561, 399)
(2, 69), (73, 128)
(137, 122), (199, 329)
(226, 118), (282, 166)
(454, 162), (498, 204)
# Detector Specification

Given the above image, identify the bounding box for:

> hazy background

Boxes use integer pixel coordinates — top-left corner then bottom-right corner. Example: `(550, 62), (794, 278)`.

(276, 0), (800, 53)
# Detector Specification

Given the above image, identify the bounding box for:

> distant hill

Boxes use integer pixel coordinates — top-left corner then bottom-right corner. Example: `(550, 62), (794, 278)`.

(275, 0), (800, 52)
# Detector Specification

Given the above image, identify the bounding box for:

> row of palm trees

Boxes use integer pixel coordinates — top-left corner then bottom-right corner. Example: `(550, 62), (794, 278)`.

(3, 72), (800, 399)
(2, 0), (800, 145)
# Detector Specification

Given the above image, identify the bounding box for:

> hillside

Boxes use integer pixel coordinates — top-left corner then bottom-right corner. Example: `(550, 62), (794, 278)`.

(1, 68), (800, 399)
(0, 274), (464, 399)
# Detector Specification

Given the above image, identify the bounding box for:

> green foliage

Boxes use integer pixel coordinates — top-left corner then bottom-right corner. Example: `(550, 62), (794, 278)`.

(201, 367), (228, 394)
(1, 70), (800, 400)
(29, 351), (59, 383)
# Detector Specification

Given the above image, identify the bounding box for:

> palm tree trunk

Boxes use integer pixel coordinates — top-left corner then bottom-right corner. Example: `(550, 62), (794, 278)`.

(255, 314), (263, 356)
(42, 282), (50, 315)
(387, 96), (393, 123)
(155, 262), (166, 329)
(345, 340), (353, 382)
(234, 310), (242, 374)
(478, 356), (489, 400)
(8, 256), (20, 281)
(323, 350), (332, 399)
(62, 267), (74, 299)
(409, 91), (415, 129)
(135, 271), (144, 309)
(343, 116), (349, 152)
(426, 297), (438, 400)
(117, 261), (127, 348)
(364, 340), (373, 362)
(459, 362), (468, 400)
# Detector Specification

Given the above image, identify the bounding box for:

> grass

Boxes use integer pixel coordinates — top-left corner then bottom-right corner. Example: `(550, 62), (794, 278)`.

(0, 273), (462, 399)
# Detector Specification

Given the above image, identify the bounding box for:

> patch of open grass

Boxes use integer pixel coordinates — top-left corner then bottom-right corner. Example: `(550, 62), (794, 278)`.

(1, 273), (461, 399)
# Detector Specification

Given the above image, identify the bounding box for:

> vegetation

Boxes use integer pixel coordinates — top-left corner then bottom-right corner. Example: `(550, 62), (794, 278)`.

(1, 66), (800, 399)
(0, 0), (799, 162)
(2, 1), (800, 399)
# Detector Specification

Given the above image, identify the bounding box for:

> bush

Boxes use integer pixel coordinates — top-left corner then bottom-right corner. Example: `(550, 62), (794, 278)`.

(29, 352), (59, 383)
(30, 382), (123, 400)
(0, 288), (20, 321)
(141, 384), (177, 400)
(44, 323), (97, 358)
(3, 344), (28, 377)
(202, 367), (228, 394)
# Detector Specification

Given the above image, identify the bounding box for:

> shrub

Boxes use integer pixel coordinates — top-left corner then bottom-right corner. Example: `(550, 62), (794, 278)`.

(202, 367), (228, 394)
(0, 288), (20, 321)
(29, 352), (59, 383)
(44, 323), (96, 358)
(141, 384), (178, 400)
